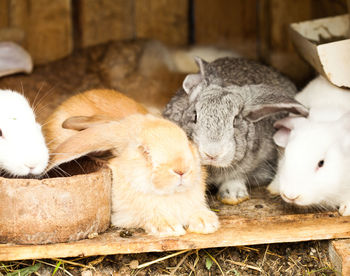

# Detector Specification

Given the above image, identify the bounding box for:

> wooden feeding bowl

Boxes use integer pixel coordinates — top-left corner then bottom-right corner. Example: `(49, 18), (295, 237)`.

(290, 14), (350, 88)
(0, 158), (112, 245)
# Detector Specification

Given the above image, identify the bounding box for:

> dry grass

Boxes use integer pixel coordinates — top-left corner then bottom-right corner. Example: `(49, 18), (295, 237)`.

(0, 241), (339, 276)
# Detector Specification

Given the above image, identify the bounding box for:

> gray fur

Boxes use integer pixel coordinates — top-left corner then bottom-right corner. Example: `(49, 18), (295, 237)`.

(163, 57), (308, 202)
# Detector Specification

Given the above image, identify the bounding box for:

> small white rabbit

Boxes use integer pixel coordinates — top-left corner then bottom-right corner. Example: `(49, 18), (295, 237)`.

(0, 89), (48, 176)
(268, 76), (350, 215)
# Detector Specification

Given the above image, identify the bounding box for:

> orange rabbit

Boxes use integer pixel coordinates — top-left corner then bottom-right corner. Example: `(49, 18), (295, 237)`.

(48, 114), (219, 236)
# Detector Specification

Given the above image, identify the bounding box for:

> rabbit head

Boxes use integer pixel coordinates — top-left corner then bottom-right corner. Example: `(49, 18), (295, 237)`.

(181, 58), (308, 168)
(0, 89), (48, 176)
(133, 117), (201, 194)
(48, 114), (202, 195)
(273, 113), (350, 207)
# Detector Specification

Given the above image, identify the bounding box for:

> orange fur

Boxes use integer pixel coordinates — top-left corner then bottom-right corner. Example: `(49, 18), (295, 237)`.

(43, 89), (148, 152)
(49, 114), (219, 236)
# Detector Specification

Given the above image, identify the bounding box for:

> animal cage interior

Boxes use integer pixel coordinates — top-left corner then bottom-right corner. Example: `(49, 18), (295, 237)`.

(1, 0), (350, 270)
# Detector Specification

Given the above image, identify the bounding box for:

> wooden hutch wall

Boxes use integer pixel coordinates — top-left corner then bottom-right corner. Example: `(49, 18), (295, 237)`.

(0, 0), (348, 84)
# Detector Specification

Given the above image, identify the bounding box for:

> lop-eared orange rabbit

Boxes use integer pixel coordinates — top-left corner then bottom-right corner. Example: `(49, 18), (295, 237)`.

(48, 114), (219, 236)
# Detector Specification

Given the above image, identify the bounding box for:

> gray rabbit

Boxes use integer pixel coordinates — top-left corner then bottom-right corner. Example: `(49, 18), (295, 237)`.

(163, 57), (308, 205)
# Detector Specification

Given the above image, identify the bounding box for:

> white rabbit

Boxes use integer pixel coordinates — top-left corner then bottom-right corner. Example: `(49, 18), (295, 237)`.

(0, 89), (48, 176)
(268, 76), (350, 215)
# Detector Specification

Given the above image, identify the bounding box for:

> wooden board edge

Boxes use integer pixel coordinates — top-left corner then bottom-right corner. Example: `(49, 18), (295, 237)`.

(329, 239), (350, 276)
(1, 213), (350, 261)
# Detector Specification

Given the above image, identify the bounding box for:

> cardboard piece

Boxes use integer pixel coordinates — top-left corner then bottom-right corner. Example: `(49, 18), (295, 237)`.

(290, 15), (350, 88)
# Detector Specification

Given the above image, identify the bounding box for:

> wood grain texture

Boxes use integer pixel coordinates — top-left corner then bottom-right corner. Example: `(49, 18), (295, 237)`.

(78, 0), (134, 48)
(329, 239), (350, 276)
(266, 0), (313, 85)
(0, 0), (26, 43)
(259, 0), (348, 85)
(0, 0), (9, 28)
(25, 0), (73, 64)
(3, 0), (73, 64)
(135, 0), (188, 46)
(1, 189), (350, 261)
(194, 0), (258, 58)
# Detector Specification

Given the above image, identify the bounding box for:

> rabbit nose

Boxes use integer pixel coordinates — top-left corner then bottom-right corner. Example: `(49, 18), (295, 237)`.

(204, 152), (218, 160)
(282, 193), (300, 202)
(174, 169), (185, 176)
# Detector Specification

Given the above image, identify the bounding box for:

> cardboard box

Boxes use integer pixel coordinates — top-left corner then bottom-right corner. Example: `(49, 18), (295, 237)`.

(290, 14), (350, 88)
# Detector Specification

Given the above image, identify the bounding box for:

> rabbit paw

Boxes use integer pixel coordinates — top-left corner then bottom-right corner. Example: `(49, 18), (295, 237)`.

(217, 179), (249, 205)
(145, 219), (186, 237)
(187, 209), (219, 234)
(267, 178), (280, 195)
(339, 203), (350, 216)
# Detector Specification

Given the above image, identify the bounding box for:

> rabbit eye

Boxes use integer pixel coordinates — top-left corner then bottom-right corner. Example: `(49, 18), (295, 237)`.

(193, 111), (197, 124)
(0, 129), (3, 137)
(318, 160), (324, 168)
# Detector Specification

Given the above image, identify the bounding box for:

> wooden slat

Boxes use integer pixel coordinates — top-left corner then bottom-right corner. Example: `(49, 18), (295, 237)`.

(1, 189), (350, 261)
(329, 239), (350, 276)
(135, 0), (188, 46)
(258, 0), (349, 86)
(194, 0), (258, 58)
(311, 0), (348, 19)
(6, 0), (73, 64)
(78, 0), (134, 48)
(264, 0), (314, 85)
(0, 0), (9, 28)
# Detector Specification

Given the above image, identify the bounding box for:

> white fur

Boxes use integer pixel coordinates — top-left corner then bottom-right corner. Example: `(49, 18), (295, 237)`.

(295, 76), (350, 113)
(269, 76), (350, 214)
(0, 89), (48, 176)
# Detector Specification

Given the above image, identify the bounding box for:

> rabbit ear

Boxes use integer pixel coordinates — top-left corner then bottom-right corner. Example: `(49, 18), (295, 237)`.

(183, 73), (203, 94)
(245, 101), (308, 122)
(243, 85), (309, 122)
(272, 116), (307, 148)
(47, 122), (128, 170)
(0, 42), (33, 77)
(62, 115), (114, 131)
(194, 57), (208, 76)
(273, 128), (290, 148)
(273, 116), (307, 130)
(182, 57), (208, 95)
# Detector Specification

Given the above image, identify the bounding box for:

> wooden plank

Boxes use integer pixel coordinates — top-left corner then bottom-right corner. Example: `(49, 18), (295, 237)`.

(291, 15), (350, 88)
(0, 0), (72, 63)
(311, 0), (348, 19)
(266, 0), (314, 85)
(194, 0), (257, 58)
(0, 0), (9, 28)
(258, 0), (349, 86)
(0, 0), (26, 44)
(25, 0), (73, 64)
(8, 0), (28, 28)
(257, 0), (271, 64)
(78, 0), (134, 48)
(269, 0), (312, 53)
(1, 189), (350, 261)
(135, 0), (188, 46)
(329, 239), (350, 276)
